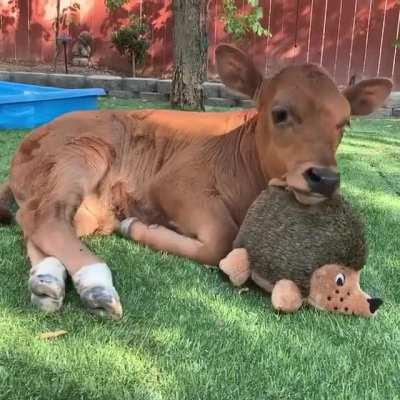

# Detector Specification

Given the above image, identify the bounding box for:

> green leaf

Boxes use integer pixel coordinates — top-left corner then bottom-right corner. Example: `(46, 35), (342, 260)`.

(248, 0), (259, 6)
(221, 0), (270, 40)
(105, 0), (128, 12)
(111, 15), (149, 63)
(255, 7), (263, 19)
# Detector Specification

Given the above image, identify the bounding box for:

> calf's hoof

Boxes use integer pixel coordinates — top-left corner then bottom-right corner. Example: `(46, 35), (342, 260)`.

(73, 263), (123, 320)
(80, 286), (123, 320)
(30, 291), (64, 313)
(29, 257), (67, 313)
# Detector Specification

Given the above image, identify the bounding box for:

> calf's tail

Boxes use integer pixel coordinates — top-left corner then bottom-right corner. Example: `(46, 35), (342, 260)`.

(0, 181), (14, 224)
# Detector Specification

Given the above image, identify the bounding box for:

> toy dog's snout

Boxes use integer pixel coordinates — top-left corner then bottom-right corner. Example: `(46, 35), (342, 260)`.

(308, 264), (383, 317)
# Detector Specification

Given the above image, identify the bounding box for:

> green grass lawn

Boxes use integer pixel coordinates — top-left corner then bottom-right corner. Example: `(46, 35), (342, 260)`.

(0, 100), (399, 400)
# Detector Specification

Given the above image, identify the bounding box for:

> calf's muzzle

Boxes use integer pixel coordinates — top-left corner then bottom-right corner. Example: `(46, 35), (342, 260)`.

(304, 167), (340, 198)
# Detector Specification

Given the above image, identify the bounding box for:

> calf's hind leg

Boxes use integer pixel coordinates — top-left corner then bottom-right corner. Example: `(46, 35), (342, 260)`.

(26, 240), (67, 312)
(18, 147), (122, 319)
(29, 221), (122, 319)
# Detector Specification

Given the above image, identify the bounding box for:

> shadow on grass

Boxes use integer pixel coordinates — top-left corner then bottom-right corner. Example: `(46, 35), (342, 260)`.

(0, 344), (170, 400)
(348, 131), (400, 148)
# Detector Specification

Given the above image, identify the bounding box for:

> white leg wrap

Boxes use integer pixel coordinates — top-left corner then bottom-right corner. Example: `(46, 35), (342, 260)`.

(72, 263), (122, 319)
(119, 217), (137, 237)
(29, 257), (67, 313)
(72, 263), (114, 294)
(30, 257), (67, 281)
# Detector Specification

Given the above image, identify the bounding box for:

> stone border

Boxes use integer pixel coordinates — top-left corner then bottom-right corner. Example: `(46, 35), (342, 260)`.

(1, 70), (398, 114)
(0, 70), (255, 108)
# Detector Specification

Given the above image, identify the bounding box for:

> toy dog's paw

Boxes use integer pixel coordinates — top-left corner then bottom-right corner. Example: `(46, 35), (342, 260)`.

(271, 279), (303, 313)
(219, 248), (251, 286)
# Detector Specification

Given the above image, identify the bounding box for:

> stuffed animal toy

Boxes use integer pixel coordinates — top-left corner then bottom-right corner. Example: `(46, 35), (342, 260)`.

(219, 186), (383, 317)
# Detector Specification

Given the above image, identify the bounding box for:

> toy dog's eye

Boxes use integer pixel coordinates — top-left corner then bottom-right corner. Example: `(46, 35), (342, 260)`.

(335, 273), (345, 286)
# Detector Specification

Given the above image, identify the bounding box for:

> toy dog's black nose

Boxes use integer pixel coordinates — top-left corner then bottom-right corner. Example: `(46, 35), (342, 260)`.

(367, 298), (383, 314)
(303, 167), (340, 198)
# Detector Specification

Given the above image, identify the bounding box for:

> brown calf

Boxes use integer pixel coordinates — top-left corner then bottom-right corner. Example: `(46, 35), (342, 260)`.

(0, 44), (392, 319)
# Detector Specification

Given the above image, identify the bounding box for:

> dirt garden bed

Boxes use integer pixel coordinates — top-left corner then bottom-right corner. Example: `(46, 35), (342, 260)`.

(0, 59), (126, 77)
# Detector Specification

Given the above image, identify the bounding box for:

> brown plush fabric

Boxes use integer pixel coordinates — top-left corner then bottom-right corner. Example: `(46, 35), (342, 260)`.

(233, 187), (367, 296)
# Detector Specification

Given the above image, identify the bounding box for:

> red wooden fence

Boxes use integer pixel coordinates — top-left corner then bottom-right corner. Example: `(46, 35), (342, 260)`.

(1, 0), (400, 87)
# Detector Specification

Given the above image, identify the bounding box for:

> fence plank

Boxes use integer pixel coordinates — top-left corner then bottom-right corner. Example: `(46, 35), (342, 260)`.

(280, 0), (298, 61)
(391, 7), (400, 86)
(30, 0), (55, 62)
(334, 0), (356, 85)
(266, 0), (287, 74)
(307, 0), (327, 64)
(363, 0), (385, 78)
(15, 0), (30, 60)
(348, 0), (370, 82)
(321, 0), (342, 77)
(0, 0), (18, 59)
(377, 0), (398, 78)
(291, 0), (312, 65)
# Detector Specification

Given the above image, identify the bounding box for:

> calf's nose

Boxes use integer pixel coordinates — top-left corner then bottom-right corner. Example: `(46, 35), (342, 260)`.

(303, 167), (340, 197)
(367, 298), (383, 314)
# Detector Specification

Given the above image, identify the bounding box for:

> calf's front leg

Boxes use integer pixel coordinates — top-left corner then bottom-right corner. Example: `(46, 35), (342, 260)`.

(120, 200), (238, 266)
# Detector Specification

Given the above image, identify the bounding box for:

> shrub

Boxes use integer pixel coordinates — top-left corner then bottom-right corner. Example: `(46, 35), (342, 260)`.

(111, 15), (149, 76)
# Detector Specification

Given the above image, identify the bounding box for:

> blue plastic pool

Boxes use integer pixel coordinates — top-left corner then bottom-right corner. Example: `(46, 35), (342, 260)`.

(0, 81), (106, 129)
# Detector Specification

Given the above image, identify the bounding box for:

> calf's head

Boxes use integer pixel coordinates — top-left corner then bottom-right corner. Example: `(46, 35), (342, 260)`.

(216, 45), (392, 204)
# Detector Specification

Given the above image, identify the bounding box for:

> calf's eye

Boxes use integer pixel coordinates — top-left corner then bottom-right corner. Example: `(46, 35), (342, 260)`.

(272, 107), (289, 125)
(335, 273), (345, 286)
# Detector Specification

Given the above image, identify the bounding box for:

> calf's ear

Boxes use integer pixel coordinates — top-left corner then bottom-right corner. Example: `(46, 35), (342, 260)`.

(342, 78), (393, 116)
(215, 44), (263, 99)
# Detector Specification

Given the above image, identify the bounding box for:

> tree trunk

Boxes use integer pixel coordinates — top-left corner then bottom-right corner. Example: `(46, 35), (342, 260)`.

(170, 0), (208, 111)
(132, 51), (136, 77)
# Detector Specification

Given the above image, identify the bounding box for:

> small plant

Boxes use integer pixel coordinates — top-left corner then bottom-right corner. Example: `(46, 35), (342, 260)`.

(111, 15), (149, 77)
(105, 0), (129, 12)
(221, 0), (271, 40)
